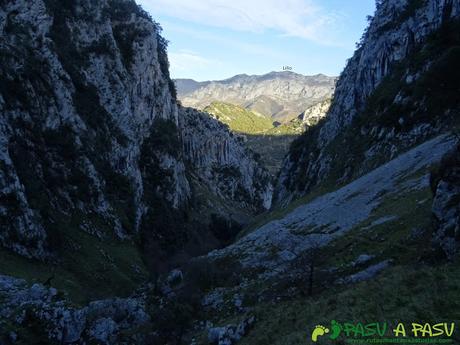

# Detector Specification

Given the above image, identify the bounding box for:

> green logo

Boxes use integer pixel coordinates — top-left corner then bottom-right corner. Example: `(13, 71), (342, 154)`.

(330, 320), (342, 340)
(311, 325), (329, 342)
(310, 321), (455, 343)
(312, 320), (343, 342)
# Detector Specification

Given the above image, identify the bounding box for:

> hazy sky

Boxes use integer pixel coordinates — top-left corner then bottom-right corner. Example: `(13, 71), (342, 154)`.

(136, 0), (376, 81)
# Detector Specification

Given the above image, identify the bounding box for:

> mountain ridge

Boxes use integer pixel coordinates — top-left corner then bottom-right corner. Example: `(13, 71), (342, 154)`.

(175, 71), (337, 123)
(176, 71), (334, 84)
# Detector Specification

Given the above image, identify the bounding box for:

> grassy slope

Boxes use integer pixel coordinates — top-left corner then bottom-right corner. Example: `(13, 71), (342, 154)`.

(195, 156), (460, 344)
(204, 101), (303, 136)
(0, 222), (148, 305)
(204, 101), (300, 176)
(240, 261), (460, 345)
(204, 102), (274, 134)
(194, 22), (460, 341)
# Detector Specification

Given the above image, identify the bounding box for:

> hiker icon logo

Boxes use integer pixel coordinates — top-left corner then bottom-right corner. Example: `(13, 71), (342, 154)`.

(311, 325), (329, 342)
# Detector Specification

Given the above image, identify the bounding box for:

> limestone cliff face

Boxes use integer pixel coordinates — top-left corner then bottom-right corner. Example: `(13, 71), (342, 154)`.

(275, 0), (460, 206)
(180, 107), (273, 211)
(298, 99), (331, 128)
(0, 0), (271, 259)
(318, 0), (459, 145)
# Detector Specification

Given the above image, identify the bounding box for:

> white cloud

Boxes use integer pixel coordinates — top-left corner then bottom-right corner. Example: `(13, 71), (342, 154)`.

(138, 0), (344, 45)
(169, 50), (221, 73)
(162, 22), (292, 59)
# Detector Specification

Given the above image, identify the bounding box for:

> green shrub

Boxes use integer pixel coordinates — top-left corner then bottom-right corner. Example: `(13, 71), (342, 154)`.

(413, 46), (460, 115)
(140, 199), (188, 254)
(42, 126), (79, 160)
(99, 166), (136, 234)
(43, 0), (76, 17)
(235, 183), (252, 202)
(182, 257), (242, 292)
(141, 118), (180, 158)
(85, 35), (115, 56)
(209, 213), (242, 246)
(104, 0), (152, 21)
(148, 299), (194, 344)
(399, 0), (427, 22)
(113, 24), (149, 68)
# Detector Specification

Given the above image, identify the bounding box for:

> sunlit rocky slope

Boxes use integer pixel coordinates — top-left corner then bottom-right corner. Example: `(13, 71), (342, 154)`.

(176, 71), (336, 123)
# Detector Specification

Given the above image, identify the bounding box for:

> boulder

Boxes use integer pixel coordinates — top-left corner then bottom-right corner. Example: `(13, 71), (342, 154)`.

(208, 316), (255, 345)
(432, 144), (460, 260)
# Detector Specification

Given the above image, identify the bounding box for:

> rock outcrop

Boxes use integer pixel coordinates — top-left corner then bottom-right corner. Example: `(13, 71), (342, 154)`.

(275, 0), (460, 206)
(207, 316), (255, 345)
(297, 98), (332, 128)
(180, 108), (273, 211)
(0, 0), (271, 260)
(0, 0), (183, 259)
(318, 0), (460, 144)
(0, 274), (151, 344)
(431, 142), (460, 260)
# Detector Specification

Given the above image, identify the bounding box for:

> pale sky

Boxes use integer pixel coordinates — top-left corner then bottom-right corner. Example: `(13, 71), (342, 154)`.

(136, 0), (376, 81)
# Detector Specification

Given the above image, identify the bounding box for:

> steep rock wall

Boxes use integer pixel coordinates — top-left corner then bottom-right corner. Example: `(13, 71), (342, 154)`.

(180, 107), (272, 212)
(0, 0), (271, 260)
(275, 0), (460, 206)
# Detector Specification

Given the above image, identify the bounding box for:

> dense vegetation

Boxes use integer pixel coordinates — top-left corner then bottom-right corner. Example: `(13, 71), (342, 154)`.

(204, 102), (274, 134)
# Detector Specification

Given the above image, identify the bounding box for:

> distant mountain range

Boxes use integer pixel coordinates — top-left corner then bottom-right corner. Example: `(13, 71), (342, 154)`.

(175, 71), (337, 123)
(176, 72), (337, 176)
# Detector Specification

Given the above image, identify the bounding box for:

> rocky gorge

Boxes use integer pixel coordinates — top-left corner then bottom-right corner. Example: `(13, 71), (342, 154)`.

(0, 0), (459, 344)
